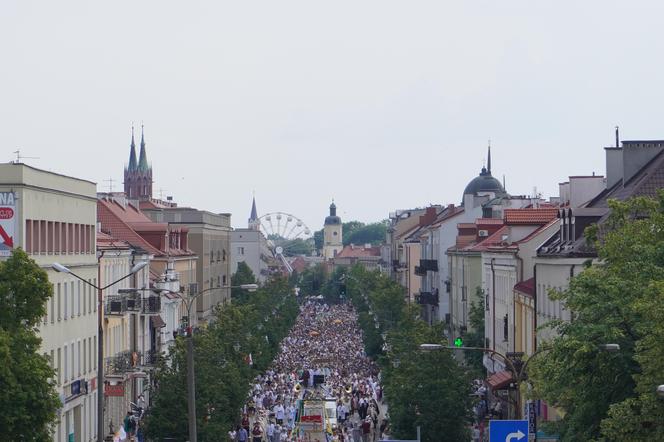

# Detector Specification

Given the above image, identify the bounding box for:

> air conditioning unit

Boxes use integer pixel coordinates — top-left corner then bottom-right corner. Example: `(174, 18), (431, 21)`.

(478, 230), (489, 237)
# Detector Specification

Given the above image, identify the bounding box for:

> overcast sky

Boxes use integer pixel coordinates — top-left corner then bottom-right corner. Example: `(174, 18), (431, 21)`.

(2, 1), (664, 232)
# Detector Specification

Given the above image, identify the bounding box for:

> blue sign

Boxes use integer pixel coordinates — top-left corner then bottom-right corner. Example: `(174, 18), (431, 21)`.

(489, 420), (528, 442)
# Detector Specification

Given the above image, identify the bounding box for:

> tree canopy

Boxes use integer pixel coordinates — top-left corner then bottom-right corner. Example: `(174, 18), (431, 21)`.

(313, 220), (387, 251)
(0, 248), (60, 440)
(529, 193), (664, 441)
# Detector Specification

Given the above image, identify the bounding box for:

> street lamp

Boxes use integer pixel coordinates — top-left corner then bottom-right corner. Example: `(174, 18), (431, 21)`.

(52, 260), (148, 442)
(174, 283), (257, 442)
(657, 385), (664, 398)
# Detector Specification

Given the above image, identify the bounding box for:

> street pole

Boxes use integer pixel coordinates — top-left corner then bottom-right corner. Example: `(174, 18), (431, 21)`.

(186, 323), (197, 442)
(97, 284), (104, 442)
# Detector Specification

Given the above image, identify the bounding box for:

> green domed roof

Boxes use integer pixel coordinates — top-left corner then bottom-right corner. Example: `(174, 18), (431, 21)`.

(463, 167), (506, 197)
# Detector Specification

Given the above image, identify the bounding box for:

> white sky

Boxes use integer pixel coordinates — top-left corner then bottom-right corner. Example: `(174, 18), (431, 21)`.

(2, 1), (664, 231)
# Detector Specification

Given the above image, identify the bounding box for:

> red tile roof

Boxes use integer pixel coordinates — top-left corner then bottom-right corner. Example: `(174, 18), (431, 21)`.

(514, 277), (535, 296)
(96, 231), (131, 250)
(476, 218), (504, 226)
(504, 208), (558, 225)
(466, 226), (510, 252)
(98, 198), (194, 257)
(336, 245), (381, 258)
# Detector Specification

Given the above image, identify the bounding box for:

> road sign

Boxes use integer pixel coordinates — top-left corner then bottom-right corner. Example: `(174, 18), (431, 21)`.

(0, 192), (16, 256)
(489, 420), (528, 442)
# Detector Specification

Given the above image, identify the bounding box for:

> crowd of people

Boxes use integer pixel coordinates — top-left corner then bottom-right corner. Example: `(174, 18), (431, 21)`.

(229, 302), (390, 442)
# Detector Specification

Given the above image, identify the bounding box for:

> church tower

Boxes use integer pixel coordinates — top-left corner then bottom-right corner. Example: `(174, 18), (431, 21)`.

(124, 124), (153, 200)
(248, 195), (260, 231)
(323, 201), (343, 260)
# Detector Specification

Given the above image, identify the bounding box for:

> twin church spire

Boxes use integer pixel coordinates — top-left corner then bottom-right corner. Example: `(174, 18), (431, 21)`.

(124, 123), (153, 199)
(127, 124), (149, 172)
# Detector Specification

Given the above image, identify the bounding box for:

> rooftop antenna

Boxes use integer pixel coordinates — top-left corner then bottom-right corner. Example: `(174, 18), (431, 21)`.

(158, 187), (167, 200)
(104, 178), (116, 192)
(12, 149), (39, 164)
(615, 125), (620, 148)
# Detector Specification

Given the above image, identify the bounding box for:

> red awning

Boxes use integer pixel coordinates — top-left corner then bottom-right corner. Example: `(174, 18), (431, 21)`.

(487, 370), (513, 390)
(150, 315), (166, 329)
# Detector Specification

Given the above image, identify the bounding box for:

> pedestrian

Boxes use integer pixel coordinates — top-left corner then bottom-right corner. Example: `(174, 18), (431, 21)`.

(123, 411), (136, 438)
(238, 425), (249, 442)
(267, 421), (276, 442)
(252, 421), (263, 442)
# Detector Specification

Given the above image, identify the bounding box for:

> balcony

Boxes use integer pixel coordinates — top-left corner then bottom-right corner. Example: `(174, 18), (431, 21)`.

(105, 295), (128, 316)
(419, 259), (439, 272)
(142, 295), (162, 314)
(105, 351), (137, 376)
(414, 266), (426, 276)
(417, 291), (439, 306)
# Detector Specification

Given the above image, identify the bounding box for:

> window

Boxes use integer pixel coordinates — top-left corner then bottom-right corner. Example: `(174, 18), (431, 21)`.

(57, 348), (61, 386)
(503, 314), (508, 342)
(40, 220), (47, 254)
(54, 222), (61, 254)
(47, 221), (54, 254)
(82, 284), (86, 316)
(25, 220), (33, 253)
(222, 275), (227, 286)
(64, 345), (68, 382)
(238, 247), (244, 255)
(77, 341), (81, 376)
(217, 275), (221, 287)
(70, 343), (74, 380)
(70, 282), (75, 318)
(64, 283), (68, 320)
(50, 285), (55, 324)
(83, 340), (86, 374)
(77, 281), (81, 316)
(222, 249), (226, 262)
(93, 279), (97, 311)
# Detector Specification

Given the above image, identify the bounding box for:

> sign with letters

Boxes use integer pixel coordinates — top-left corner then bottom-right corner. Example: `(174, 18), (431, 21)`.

(0, 192), (16, 256)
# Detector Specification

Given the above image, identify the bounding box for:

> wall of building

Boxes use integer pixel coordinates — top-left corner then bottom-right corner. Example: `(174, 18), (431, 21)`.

(231, 229), (270, 283)
(448, 252), (482, 336)
(0, 163), (99, 442)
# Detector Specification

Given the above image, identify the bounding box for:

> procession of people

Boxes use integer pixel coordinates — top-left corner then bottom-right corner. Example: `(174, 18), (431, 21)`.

(231, 301), (390, 442)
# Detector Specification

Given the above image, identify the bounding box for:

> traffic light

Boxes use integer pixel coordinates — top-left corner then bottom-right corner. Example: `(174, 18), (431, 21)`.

(454, 337), (463, 347)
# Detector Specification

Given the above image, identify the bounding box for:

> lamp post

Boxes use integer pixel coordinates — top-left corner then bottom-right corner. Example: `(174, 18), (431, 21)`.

(419, 342), (620, 419)
(52, 260), (148, 442)
(174, 283), (258, 442)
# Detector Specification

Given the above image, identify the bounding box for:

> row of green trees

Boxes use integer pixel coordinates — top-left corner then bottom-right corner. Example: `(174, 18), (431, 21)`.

(301, 264), (475, 442)
(144, 263), (299, 440)
(0, 249), (61, 440)
(529, 194), (664, 441)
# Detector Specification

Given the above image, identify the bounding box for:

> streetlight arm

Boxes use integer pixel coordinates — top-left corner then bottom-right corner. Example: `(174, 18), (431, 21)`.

(101, 271), (136, 291)
(67, 270), (100, 290)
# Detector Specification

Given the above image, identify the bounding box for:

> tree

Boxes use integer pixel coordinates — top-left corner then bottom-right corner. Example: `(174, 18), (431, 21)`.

(464, 287), (486, 376)
(0, 248), (60, 440)
(344, 221), (387, 246)
(231, 261), (257, 302)
(529, 194), (664, 441)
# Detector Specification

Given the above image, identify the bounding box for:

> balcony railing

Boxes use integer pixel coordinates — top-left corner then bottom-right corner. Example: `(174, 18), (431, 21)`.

(417, 291), (439, 306)
(419, 259), (439, 272)
(105, 351), (136, 375)
(142, 295), (161, 314)
(414, 266), (426, 276)
(105, 295), (128, 316)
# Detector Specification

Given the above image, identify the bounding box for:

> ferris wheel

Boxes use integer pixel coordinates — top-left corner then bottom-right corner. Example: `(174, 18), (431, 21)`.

(258, 212), (313, 254)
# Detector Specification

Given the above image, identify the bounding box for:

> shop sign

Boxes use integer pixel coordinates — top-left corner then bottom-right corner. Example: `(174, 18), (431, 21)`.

(105, 383), (125, 397)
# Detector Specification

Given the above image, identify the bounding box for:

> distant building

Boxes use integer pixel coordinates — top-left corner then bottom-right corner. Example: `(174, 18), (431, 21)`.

(231, 197), (272, 283)
(332, 243), (383, 271)
(143, 207), (232, 324)
(0, 163), (98, 442)
(323, 201), (343, 260)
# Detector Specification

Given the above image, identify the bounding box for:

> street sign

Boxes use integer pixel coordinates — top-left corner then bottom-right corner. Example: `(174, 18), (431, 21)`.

(489, 420), (528, 442)
(0, 192), (16, 257)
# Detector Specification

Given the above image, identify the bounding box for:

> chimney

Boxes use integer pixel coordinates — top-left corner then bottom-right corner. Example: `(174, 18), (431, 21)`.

(620, 141), (664, 186)
(419, 206), (437, 227)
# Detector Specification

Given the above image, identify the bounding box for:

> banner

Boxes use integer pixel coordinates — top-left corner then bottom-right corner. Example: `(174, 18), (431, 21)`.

(0, 192), (16, 257)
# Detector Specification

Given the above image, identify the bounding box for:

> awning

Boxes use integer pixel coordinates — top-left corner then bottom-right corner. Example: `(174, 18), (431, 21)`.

(487, 370), (513, 390)
(150, 315), (166, 329)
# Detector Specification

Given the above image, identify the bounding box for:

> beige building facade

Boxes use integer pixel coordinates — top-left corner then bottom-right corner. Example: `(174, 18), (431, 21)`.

(0, 163), (98, 442)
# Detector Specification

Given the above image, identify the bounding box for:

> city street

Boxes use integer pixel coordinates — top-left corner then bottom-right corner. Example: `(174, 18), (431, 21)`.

(235, 301), (388, 442)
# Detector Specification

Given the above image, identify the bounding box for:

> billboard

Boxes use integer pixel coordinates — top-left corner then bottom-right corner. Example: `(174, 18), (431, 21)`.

(0, 192), (16, 257)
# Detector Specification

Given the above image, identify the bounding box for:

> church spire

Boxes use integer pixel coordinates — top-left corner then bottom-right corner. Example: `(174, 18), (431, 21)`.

(248, 194), (259, 230)
(487, 141), (492, 175)
(128, 124), (138, 171)
(138, 123), (149, 171)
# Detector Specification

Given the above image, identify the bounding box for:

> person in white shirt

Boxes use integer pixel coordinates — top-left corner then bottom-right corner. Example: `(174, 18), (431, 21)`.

(267, 421), (276, 442)
(274, 403), (285, 425)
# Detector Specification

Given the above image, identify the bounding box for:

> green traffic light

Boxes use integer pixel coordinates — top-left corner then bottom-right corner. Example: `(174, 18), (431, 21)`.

(454, 337), (463, 347)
